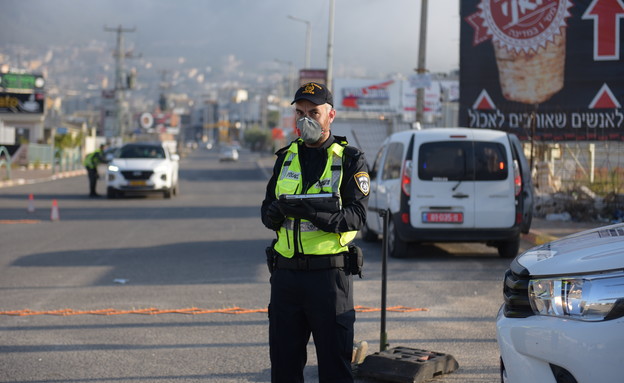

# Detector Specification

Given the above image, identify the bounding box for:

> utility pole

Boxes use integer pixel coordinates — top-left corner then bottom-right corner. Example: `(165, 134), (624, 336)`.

(104, 25), (136, 141)
(326, 0), (335, 90)
(158, 69), (171, 112)
(415, 0), (428, 126)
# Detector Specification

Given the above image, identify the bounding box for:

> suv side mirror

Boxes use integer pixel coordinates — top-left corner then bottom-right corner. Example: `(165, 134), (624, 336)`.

(171, 154), (180, 161)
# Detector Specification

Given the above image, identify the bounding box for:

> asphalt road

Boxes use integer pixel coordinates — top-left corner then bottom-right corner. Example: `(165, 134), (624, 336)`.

(0, 147), (533, 383)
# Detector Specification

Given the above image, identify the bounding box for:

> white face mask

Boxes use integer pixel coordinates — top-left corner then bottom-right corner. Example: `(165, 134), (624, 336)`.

(297, 116), (323, 145)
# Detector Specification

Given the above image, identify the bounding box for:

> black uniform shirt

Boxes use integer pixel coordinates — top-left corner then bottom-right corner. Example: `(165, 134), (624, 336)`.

(261, 134), (370, 234)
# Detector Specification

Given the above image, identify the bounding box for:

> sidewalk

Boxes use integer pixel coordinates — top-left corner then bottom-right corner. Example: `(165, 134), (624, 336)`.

(522, 217), (605, 246)
(0, 167), (86, 188)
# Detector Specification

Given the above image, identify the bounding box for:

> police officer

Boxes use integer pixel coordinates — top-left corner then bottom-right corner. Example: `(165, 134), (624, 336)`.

(84, 144), (107, 197)
(261, 82), (370, 382)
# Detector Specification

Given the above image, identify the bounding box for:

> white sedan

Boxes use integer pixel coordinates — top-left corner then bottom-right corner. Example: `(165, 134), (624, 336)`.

(219, 146), (239, 162)
(497, 223), (624, 383)
(106, 142), (179, 199)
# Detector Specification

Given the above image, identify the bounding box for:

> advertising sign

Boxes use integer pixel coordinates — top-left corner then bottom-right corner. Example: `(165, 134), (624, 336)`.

(460, 0), (624, 140)
(0, 73), (45, 92)
(333, 78), (458, 123)
(336, 79), (398, 112)
(0, 92), (45, 114)
(298, 69), (327, 87)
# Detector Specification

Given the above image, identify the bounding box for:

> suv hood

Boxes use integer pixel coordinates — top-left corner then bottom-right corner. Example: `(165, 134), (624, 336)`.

(517, 223), (624, 276)
(111, 158), (168, 170)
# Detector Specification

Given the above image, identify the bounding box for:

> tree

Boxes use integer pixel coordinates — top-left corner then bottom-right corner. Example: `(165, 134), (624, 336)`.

(244, 128), (272, 152)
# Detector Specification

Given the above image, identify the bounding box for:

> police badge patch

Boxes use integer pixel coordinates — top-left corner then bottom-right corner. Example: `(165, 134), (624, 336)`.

(354, 172), (370, 195)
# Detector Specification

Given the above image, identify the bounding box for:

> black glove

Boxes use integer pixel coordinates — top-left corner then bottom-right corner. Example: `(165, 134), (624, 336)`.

(277, 199), (317, 222)
(266, 201), (285, 231)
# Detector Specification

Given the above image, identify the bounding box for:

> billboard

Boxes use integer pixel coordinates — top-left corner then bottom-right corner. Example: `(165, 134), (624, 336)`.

(460, 0), (624, 140)
(0, 92), (45, 114)
(333, 78), (458, 123)
(299, 69), (327, 87)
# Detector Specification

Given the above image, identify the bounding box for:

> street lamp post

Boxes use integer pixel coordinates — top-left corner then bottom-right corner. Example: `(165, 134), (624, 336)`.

(288, 15), (312, 69)
(326, 0), (335, 90)
(415, 0), (428, 126)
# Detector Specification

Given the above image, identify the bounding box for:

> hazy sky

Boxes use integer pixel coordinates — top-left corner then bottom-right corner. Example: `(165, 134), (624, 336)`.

(1, 0), (460, 77)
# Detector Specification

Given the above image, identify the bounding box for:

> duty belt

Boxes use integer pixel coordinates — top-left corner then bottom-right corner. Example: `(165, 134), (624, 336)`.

(275, 254), (345, 271)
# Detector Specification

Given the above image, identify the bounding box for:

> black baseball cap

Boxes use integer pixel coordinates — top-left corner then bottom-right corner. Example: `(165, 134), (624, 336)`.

(291, 82), (333, 107)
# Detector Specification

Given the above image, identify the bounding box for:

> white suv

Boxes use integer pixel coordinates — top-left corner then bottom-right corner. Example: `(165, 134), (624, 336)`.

(497, 223), (624, 383)
(106, 142), (179, 199)
(362, 128), (533, 258)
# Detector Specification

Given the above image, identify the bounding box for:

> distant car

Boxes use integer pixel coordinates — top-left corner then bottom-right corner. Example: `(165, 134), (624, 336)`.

(106, 142), (179, 199)
(219, 146), (239, 162)
(497, 223), (624, 383)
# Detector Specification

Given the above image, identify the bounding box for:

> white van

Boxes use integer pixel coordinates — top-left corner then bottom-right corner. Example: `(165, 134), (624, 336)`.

(362, 127), (533, 258)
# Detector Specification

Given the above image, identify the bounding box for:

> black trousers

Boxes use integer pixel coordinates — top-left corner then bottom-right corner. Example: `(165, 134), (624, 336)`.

(269, 268), (355, 383)
(87, 168), (98, 195)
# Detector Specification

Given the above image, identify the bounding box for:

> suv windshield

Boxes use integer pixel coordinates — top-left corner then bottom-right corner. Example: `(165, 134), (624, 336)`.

(418, 141), (508, 181)
(120, 145), (165, 159)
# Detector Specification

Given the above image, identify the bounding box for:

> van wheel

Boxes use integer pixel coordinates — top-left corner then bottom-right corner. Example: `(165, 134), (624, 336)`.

(388, 218), (409, 258)
(163, 189), (172, 199)
(360, 223), (379, 242)
(498, 237), (520, 258)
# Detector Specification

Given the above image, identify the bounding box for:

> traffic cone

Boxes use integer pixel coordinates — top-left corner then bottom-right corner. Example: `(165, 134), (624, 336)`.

(50, 199), (60, 221)
(27, 194), (35, 213)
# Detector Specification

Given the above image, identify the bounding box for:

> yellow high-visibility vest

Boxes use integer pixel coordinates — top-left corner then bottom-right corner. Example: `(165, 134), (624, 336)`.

(83, 150), (102, 169)
(274, 139), (357, 258)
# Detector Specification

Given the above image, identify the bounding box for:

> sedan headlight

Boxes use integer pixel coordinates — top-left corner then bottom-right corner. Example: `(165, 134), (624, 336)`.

(529, 272), (624, 321)
(108, 164), (120, 172)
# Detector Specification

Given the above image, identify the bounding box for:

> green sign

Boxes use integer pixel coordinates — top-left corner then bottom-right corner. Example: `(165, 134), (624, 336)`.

(0, 73), (44, 90)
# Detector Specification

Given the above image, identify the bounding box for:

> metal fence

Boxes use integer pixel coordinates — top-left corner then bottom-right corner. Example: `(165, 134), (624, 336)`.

(529, 141), (624, 195)
(54, 147), (83, 173)
(26, 143), (54, 166)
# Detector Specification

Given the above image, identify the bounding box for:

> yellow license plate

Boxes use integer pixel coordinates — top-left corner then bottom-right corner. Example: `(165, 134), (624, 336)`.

(129, 180), (146, 186)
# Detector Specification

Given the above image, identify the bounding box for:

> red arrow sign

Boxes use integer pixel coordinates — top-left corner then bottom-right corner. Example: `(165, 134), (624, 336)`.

(582, 0), (624, 60)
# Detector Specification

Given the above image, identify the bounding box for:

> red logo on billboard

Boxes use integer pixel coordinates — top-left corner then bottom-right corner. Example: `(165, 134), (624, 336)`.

(466, 0), (573, 53)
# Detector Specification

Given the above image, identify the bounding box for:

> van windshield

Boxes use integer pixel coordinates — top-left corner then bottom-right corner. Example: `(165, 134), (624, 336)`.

(418, 141), (507, 181)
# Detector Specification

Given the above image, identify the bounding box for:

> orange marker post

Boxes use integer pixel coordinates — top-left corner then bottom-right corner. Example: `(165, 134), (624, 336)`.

(27, 194), (35, 213)
(50, 199), (60, 221)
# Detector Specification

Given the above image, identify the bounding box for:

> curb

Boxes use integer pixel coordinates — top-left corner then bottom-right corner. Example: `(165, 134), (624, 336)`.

(0, 169), (86, 189)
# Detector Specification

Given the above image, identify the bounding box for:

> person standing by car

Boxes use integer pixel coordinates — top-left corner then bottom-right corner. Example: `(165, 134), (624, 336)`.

(260, 82), (370, 382)
(83, 144), (107, 197)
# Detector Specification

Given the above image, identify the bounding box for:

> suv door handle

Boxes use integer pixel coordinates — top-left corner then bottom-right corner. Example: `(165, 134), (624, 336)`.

(452, 193), (470, 199)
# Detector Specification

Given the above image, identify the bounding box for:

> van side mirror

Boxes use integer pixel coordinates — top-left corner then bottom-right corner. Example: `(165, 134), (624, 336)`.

(171, 154), (180, 161)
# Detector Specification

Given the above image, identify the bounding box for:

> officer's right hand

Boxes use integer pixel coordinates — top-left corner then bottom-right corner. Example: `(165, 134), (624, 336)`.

(266, 201), (285, 231)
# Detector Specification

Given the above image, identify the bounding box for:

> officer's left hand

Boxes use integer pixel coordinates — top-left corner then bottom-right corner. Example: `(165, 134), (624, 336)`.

(277, 200), (317, 221)
(265, 201), (285, 231)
